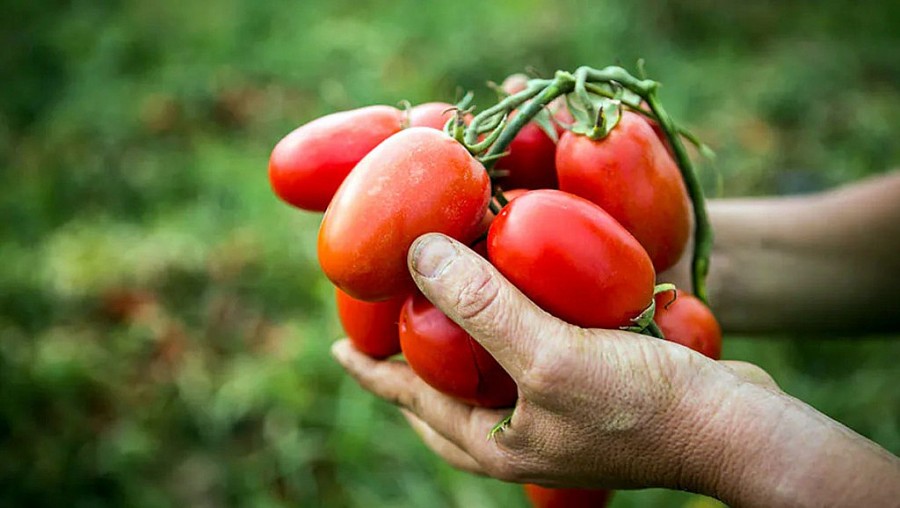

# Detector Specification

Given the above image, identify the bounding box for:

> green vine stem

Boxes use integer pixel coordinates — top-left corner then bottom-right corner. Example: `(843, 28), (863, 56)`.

(458, 65), (712, 303)
(643, 93), (713, 304)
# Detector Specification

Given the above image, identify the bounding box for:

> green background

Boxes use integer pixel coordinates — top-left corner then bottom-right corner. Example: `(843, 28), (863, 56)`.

(2, 1), (899, 506)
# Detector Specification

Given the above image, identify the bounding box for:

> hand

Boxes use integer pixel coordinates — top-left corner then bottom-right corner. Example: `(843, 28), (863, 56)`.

(331, 233), (775, 492)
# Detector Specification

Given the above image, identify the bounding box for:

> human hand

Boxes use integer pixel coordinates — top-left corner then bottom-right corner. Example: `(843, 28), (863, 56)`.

(331, 233), (777, 493)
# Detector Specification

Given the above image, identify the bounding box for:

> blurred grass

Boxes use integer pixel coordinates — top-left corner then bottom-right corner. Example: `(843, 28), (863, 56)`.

(1, 0), (899, 506)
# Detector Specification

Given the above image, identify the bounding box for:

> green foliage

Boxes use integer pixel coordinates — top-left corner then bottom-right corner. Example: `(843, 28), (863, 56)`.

(1, 0), (898, 506)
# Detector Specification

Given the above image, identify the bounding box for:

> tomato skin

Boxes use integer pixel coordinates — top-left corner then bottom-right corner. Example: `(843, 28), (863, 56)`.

(654, 290), (722, 360)
(495, 75), (559, 190)
(496, 121), (559, 190)
(524, 485), (613, 508)
(408, 102), (457, 130)
(335, 288), (405, 359)
(556, 111), (690, 273)
(269, 105), (403, 211)
(488, 189), (655, 329)
(318, 127), (491, 302)
(399, 293), (517, 408)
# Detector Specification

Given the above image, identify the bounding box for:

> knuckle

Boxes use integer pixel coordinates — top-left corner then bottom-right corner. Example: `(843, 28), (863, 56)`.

(520, 347), (576, 398)
(480, 447), (524, 482)
(454, 262), (502, 322)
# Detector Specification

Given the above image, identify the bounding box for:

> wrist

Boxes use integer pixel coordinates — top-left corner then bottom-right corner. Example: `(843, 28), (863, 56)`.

(670, 365), (900, 507)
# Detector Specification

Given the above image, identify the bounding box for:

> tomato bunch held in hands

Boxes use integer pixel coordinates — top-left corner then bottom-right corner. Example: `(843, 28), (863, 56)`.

(268, 65), (719, 508)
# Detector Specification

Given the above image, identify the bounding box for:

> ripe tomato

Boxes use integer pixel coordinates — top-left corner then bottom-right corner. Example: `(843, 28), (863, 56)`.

(556, 110), (690, 273)
(269, 105), (403, 211)
(318, 127), (491, 301)
(399, 293), (517, 408)
(496, 120), (559, 189)
(408, 102), (457, 130)
(654, 290), (722, 360)
(494, 76), (559, 190)
(524, 485), (614, 508)
(488, 189), (655, 329)
(335, 288), (405, 359)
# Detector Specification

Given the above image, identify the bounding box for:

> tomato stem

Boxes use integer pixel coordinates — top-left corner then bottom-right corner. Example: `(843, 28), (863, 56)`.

(643, 93), (713, 305)
(645, 321), (665, 340)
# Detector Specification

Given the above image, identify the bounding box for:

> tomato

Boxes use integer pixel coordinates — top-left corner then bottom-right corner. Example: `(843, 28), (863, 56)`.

(556, 110), (690, 273)
(335, 288), (405, 359)
(493, 76), (559, 190)
(399, 293), (517, 408)
(496, 120), (559, 189)
(409, 102), (457, 130)
(318, 127), (491, 301)
(488, 189), (655, 329)
(269, 105), (403, 211)
(654, 290), (722, 360)
(524, 485), (614, 508)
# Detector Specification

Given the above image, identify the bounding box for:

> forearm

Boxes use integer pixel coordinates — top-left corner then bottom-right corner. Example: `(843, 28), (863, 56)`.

(702, 172), (900, 334)
(682, 371), (900, 507)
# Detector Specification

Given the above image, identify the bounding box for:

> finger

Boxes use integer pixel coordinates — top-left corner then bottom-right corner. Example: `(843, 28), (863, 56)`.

(331, 340), (519, 461)
(400, 409), (485, 475)
(407, 233), (570, 383)
(720, 360), (781, 391)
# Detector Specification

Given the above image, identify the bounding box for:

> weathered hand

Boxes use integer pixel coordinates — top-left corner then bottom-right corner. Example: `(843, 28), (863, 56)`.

(332, 233), (771, 491)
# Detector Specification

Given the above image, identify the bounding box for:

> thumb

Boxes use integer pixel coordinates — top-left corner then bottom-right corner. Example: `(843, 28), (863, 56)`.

(407, 233), (568, 383)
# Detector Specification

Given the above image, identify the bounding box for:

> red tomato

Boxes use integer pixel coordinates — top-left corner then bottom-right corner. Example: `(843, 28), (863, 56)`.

(408, 102), (457, 130)
(318, 127), (491, 301)
(335, 288), (405, 359)
(269, 105), (403, 211)
(654, 290), (722, 360)
(556, 111), (690, 273)
(488, 189), (655, 329)
(524, 485), (614, 508)
(399, 293), (517, 408)
(494, 76), (559, 190)
(496, 120), (559, 189)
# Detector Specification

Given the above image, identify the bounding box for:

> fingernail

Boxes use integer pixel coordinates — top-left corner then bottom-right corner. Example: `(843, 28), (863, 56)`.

(411, 234), (457, 279)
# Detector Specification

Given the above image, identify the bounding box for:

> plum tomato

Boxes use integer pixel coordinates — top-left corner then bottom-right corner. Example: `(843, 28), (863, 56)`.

(556, 110), (690, 272)
(318, 127), (491, 301)
(408, 102), (459, 131)
(488, 189), (655, 329)
(399, 293), (517, 408)
(269, 105), (403, 212)
(654, 290), (722, 360)
(524, 485), (614, 508)
(496, 120), (559, 190)
(335, 288), (405, 359)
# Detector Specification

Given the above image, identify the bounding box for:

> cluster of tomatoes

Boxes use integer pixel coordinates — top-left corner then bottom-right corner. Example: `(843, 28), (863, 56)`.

(269, 72), (722, 508)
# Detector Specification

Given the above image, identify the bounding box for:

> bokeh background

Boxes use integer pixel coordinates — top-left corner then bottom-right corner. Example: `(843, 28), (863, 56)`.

(2, 0), (899, 506)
